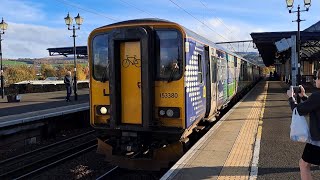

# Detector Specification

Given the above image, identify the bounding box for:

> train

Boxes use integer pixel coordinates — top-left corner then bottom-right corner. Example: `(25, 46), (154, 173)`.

(88, 19), (262, 170)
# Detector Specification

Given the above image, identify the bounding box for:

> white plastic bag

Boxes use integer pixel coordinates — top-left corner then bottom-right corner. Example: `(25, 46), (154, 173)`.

(310, 140), (320, 147)
(290, 108), (311, 143)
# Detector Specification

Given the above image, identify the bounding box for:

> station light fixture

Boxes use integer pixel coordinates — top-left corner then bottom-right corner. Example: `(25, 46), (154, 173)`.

(286, 0), (294, 10)
(0, 18), (8, 31)
(64, 13), (73, 27)
(285, 0), (311, 99)
(0, 17), (8, 99)
(75, 13), (84, 26)
(304, 0), (311, 10)
(64, 13), (84, 101)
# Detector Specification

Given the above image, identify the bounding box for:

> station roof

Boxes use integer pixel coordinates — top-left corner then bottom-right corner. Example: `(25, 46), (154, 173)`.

(251, 21), (320, 66)
(47, 46), (88, 57)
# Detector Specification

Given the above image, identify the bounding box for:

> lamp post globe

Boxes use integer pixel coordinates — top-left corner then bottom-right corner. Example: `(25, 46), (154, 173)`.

(304, 0), (311, 8)
(286, 0), (294, 9)
(0, 18), (8, 31)
(75, 13), (84, 26)
(64, 13), (73, 28)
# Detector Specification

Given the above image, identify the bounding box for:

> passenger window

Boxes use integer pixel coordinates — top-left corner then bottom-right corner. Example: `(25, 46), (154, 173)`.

(211, 56), (217, 83)
(234, 57), (237, 67)
(198, 54), (203, 83)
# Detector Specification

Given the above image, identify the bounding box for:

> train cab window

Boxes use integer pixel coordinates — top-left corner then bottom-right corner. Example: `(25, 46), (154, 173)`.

(234, 57), (237, 67)
(92, 34), (109, 82)
(198, 54), (203, 83)
(155, 30), (182, 80)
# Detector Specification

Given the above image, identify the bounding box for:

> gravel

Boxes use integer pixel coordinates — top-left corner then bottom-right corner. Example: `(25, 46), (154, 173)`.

(0, 127), (94, 161)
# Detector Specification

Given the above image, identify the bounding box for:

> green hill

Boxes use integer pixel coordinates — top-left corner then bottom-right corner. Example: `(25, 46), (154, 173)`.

(3, 60), (28, 66)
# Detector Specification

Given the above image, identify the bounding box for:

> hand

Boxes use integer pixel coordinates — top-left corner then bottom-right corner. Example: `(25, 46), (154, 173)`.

(287, 86), (294, 98)
(298, 85), (306, 97)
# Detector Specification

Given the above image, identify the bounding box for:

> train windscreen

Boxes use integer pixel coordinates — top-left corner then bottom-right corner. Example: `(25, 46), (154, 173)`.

(155, 30), (182, 81)
(92, 33), (109, 82)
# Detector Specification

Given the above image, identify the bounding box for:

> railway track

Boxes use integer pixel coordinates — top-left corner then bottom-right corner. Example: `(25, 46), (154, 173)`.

(96, 166), (119, 180)
(0, 130), (97, 179)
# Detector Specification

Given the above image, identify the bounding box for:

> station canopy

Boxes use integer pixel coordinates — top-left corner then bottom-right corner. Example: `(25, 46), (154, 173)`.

(47, 46), (88, 57)
(251, 21), (320, 66)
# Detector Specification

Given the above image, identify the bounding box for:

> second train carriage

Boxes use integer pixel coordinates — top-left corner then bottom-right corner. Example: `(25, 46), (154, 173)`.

(88, 18), (261, 169)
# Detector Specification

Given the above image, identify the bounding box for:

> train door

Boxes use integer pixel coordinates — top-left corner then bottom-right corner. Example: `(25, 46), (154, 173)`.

(108, 27), (153, 128)
(216, 50), (226, 108)
(225, 54), (229, 100)
(120, 41), (142, 124)
(204, 46), (211, 117)
(205, 47), (218, 118)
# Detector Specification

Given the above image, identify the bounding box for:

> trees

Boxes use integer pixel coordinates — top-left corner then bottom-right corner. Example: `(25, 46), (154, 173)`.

(41, 64), (56, 78)
(56, 64), (88, 81)
(56, 64), (72, 80)
(4, 65), (36, 85)
(3, 62), (89, 86)
(76, 64), (87, 81)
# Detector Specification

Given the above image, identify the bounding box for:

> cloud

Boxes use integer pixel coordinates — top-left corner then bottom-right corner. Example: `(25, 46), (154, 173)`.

(2, 0), (319, 58)
(2, 23), (88, 58)
(0, 0), (45, 22)
(174, 17), (269, 52)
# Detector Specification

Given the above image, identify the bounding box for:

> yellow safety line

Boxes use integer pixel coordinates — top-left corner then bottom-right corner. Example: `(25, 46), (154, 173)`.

(217, 82), (268, 180)
(249, 82), (268, 180)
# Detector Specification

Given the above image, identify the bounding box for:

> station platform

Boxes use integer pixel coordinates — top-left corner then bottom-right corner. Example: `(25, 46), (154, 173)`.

(0, 89), (89, 129)
(162, 81), (320, 180)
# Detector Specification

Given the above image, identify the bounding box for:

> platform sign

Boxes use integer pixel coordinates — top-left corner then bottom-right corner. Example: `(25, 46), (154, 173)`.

(275, 38), (290, 53)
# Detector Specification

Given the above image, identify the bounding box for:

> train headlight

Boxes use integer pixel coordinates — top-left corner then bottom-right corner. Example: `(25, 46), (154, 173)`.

(158, 107), (180, 118)
(96, 105), (110, 115)
(166, 109), (174, 117)
(159, 110), (166, 116)
(100, 107), (108, 114)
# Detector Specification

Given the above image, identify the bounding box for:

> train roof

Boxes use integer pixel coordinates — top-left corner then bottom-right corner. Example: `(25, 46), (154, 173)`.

(98, 18), (173, 28)
(96, 18), (257, 65)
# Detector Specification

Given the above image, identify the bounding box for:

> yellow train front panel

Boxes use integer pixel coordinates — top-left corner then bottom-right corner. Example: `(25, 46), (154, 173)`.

(89, 20), (186, 131)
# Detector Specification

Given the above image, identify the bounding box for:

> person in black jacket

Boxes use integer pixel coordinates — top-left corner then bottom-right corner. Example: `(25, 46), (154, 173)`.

(64, 71), (73, 102)
(287, 69), (320, 180)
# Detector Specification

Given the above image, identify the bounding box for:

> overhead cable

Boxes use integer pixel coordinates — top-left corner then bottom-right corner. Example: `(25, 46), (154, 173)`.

(119, 0), (156, 18)
(168, 0), (237, 52)
(55, 0), (120, 22)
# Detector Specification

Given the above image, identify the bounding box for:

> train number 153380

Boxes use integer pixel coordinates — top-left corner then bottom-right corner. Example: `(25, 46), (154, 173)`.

(160, 93), (178, 98)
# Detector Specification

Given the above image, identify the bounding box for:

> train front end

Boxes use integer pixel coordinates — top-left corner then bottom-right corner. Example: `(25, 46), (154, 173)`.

(88, 20), (186, 169)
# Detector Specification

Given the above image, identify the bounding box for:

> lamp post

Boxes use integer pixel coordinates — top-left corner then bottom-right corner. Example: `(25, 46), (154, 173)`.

(64, 13), (83, 101)
(0, 18), (8, 99)
(286, 0), (311, 86)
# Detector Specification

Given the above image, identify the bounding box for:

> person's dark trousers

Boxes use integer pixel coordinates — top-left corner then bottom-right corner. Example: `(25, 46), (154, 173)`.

(66, 86), (72, 101)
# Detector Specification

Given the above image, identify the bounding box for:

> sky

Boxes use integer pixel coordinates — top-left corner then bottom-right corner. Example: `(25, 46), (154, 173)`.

(0, 0), (319, 58)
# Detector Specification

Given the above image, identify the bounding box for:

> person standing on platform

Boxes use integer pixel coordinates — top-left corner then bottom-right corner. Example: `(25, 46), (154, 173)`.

(287, 69), (320, 180)
(64, 71), (73, 102)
